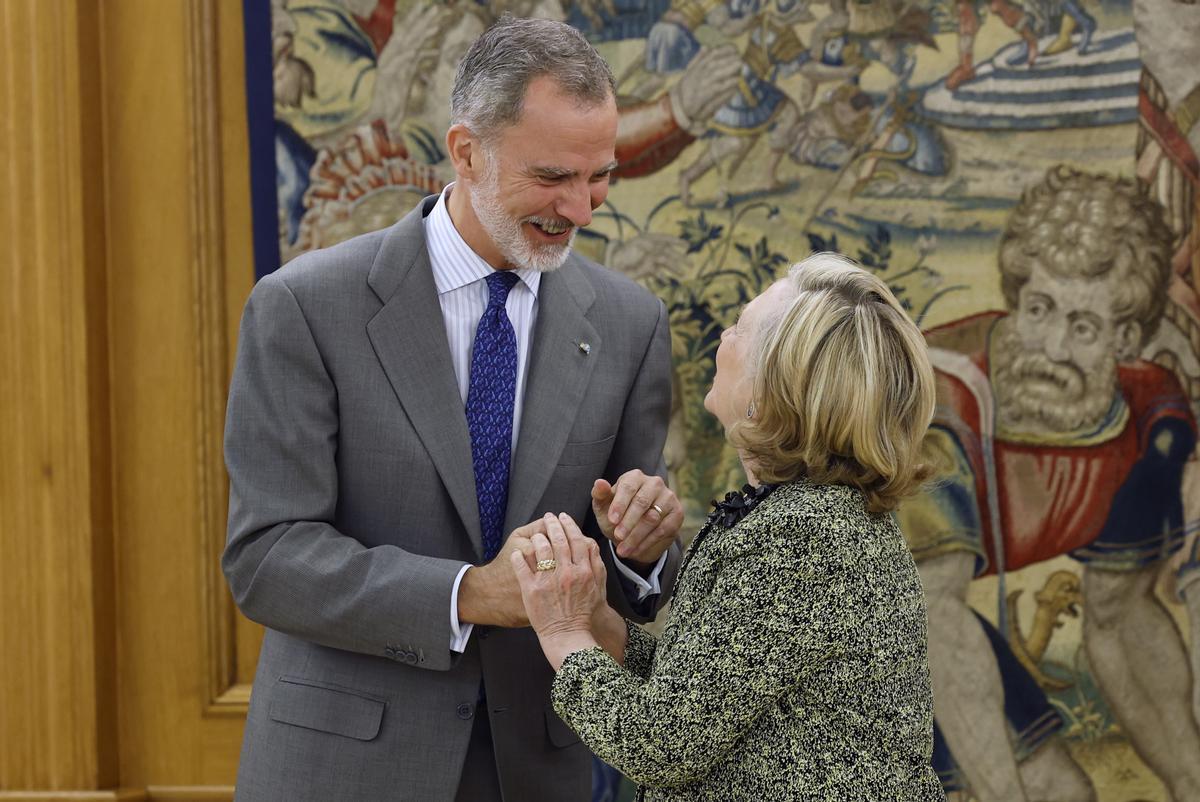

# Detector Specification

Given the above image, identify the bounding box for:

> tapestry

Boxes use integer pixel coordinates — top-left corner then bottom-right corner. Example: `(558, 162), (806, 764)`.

(249, 0), (1200, 799)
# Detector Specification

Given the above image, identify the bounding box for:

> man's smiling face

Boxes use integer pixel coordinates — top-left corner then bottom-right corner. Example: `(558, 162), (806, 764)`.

(463, 75), (618, 272)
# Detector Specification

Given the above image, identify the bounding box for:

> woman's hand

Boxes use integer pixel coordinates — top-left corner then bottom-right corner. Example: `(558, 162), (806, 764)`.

(510, 513), (609, 669)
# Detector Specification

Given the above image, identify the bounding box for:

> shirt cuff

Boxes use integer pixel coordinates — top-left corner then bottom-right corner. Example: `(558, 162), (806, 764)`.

(609, 541), (665, 601)
(450, 563), (474, 653)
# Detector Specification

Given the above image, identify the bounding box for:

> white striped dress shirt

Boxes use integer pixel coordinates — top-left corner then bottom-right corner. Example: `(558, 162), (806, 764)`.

(423, 186), (663, 652)
(425, 188), (541, 448)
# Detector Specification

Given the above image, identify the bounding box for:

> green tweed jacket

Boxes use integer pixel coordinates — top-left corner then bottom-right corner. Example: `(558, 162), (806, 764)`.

(552, 480), (946, 801)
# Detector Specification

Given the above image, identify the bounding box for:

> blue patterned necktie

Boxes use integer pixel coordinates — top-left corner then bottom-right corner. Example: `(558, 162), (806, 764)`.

(466, 271), (521, 561)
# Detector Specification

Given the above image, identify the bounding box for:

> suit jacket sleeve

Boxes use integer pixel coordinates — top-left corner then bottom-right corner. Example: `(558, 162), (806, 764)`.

(550, 510), (830, 788)
(222, 274), (465, 671)
(595, 296), (683, 621)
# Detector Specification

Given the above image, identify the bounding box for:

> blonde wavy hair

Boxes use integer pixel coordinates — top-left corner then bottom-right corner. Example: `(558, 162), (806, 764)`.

(729, 253), (936, 513)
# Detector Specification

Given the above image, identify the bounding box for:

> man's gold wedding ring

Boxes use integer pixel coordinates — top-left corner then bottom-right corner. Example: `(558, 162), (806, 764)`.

(536, 559), (557, 572)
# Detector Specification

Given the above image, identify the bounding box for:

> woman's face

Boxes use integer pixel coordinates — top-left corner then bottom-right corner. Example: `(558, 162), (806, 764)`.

(705, 280), (791, 431)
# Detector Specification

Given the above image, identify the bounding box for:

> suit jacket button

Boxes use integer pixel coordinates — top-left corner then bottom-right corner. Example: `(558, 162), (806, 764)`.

(456, 703), (473, 720)
(405, 651), (419, 665)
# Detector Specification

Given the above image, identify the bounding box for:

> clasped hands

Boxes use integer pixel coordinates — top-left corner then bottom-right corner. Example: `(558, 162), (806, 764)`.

(510, 512), (614, 669)
(457, 470), (682, 634)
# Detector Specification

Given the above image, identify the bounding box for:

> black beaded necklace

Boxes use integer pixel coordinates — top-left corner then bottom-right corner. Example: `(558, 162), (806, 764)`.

(706, 482), (778, 528)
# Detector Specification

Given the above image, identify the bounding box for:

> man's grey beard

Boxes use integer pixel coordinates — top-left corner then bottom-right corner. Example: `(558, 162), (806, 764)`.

(468, 151), (575, 273)
(992, 319), (1119, 433)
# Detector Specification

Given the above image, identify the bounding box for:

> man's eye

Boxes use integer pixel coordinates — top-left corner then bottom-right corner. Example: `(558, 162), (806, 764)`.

(1072, 321), (1098, 344)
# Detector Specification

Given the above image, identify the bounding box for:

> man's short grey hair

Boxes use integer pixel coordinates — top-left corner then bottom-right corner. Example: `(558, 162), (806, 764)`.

(450, 15), (615, 140)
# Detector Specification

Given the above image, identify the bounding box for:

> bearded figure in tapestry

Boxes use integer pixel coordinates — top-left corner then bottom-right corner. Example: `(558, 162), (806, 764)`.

(899, 167), (1200, 802)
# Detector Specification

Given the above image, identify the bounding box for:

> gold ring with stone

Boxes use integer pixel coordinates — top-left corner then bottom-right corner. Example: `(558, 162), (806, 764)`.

(536, 559), (557, 572)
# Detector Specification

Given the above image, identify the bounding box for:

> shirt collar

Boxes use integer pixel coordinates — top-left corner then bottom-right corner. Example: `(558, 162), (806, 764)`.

(426, 184), (542, 298)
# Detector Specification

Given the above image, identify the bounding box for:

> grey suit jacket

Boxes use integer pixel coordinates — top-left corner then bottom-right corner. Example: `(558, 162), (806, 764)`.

(223, 196), (680, 802)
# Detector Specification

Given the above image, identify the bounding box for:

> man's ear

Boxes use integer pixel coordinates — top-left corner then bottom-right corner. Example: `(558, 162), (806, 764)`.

(446, 124), (481, 179)
(1114, 320), (1142, 362)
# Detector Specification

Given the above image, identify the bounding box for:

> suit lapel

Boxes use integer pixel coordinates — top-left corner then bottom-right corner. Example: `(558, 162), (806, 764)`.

(504, 258), (599, 535)
(366, 200), (482, 555)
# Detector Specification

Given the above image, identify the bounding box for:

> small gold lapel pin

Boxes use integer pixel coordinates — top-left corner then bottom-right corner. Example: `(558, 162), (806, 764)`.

(577, 341), (591, 355)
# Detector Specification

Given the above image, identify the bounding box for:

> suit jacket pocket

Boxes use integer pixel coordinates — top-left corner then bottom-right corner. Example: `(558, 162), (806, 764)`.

(268, 676), (386, 741)
(545, 706), (581, 748)
(557, 435), (616, 467)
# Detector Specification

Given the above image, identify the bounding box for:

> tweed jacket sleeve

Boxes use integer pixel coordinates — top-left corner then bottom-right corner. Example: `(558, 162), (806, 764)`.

(622, 619), (659, 680)
(551, 502), (833, 788)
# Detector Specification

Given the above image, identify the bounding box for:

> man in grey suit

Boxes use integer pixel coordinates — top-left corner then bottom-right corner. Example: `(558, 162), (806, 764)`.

(223, 17), (683, 802)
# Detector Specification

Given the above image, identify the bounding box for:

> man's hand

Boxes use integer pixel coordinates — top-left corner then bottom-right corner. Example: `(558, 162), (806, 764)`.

(457, 519), (547, 627)
(592, 469), (684, 569)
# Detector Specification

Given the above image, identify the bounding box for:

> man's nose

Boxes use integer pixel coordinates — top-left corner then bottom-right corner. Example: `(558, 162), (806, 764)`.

(1043, 325), (1071, 362)
(556, 181), (594, 228)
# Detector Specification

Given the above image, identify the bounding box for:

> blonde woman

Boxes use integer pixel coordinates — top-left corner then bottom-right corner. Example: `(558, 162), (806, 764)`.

(511, 253), (945, 800)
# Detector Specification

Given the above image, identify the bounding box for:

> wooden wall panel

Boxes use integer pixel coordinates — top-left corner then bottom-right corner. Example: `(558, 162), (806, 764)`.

(104, 0), (251, 789)
(0, 0), (116, 791)
(104, 0), (210, 783)
(216, 0), (265, 702)
(2, 0), (257, 797)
